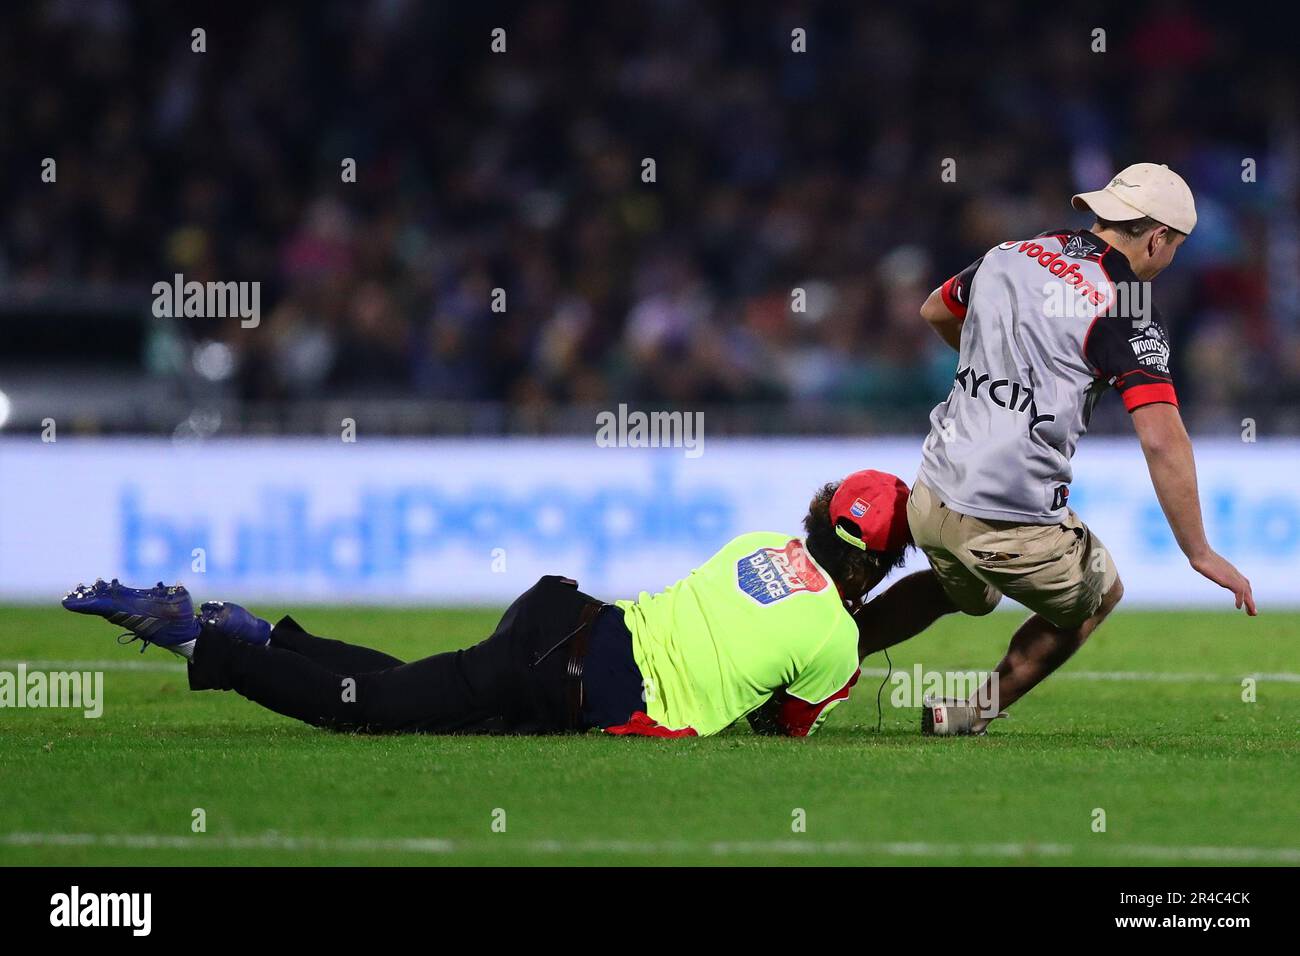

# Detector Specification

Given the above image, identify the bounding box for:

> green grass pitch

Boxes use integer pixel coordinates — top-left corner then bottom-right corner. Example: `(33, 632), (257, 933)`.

(1, 605), (1297, 866)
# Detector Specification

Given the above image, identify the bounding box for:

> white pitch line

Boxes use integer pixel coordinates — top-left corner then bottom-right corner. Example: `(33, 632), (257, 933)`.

(1063, 670), (1300, 684)
(0, 658), (186, 673)
(5, 659), (1299, 683)
(3, 832), (1298, 863)
(858, 667), (1300, 684)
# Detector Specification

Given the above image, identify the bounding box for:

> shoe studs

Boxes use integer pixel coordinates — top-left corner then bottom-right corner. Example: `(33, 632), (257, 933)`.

(198, 602), (220, 627)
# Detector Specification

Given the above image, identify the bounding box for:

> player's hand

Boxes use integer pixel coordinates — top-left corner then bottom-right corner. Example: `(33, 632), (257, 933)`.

(1191, 551), (1257, 616)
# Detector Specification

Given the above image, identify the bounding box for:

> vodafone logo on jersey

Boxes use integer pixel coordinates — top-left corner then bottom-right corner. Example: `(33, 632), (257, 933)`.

(998, 237), (1111, 309)
(736, 539), (829, 605)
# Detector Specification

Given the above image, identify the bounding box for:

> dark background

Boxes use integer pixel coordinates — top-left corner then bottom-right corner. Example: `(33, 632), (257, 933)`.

(1, 0), (1295, 436)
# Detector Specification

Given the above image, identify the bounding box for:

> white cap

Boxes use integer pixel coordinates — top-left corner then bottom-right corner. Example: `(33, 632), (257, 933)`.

(1071, 162), (1197, 234)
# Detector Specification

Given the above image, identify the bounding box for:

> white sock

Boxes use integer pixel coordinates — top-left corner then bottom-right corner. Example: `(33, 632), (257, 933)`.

(166, 639), (197, 661)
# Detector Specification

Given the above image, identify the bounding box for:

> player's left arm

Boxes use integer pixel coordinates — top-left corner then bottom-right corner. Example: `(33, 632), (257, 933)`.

(749, 674), (860, 737)
(1133, 403), (1256, 615)
(1085, 309), (1256, 615)
(773, 672), (860, 736)
(761, 632), (861, 737)
(746, 697), (784, 735)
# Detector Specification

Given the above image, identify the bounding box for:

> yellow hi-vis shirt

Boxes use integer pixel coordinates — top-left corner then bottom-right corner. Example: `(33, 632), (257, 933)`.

(615, 532), (861, 737)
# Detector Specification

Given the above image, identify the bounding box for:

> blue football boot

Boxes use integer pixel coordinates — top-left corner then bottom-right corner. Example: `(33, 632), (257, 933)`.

(198, 601), (271, 647)
(62, 578), (200, 652)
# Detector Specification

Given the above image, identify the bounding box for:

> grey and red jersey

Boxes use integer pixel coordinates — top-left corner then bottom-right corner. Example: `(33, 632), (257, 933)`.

(917, 228), (1178, 523)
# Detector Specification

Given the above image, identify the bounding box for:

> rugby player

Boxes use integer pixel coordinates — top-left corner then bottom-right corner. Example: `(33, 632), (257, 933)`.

(63, 470), (911, 738)
(874, 162), (1256, 735)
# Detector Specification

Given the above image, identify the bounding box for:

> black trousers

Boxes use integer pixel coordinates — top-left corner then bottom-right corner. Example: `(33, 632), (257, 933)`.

(188, 575), (640, 734)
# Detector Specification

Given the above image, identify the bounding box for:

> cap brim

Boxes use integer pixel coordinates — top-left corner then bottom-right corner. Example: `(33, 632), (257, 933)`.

(1071, 189), (1147, 222)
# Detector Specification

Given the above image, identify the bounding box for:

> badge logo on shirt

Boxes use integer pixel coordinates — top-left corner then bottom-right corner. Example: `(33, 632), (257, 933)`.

(736, 539), (829, 605)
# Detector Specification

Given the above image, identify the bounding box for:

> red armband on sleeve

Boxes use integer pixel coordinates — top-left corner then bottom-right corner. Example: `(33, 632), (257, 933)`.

(774, 669), (860, 738)
(939, 275), (968, 320)
(1119, 380), (1178, 411)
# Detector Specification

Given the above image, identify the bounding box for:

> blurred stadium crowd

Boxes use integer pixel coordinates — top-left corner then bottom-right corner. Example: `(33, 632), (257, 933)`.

(1, 0), (1297, 433)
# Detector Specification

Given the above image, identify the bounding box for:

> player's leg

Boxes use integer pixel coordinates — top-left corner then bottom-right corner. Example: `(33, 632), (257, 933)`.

(270, 620), (405, 672)
(269, 616), (405, 671)
(190, 574), (599, 733)
(66, 574), (604, 733)
(187, 626), (505, 733)
(62, 578), (517, 731)
(199, 601), (406, 672)
(968, 576), (1123, 733)
(865, 481), (1002, 659)
(58, 580), (393, 728)
(944, 507), (1120, 732)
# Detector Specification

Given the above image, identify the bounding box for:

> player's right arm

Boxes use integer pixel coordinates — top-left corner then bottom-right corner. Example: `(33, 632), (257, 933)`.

(921, 287), (962, 349)
(922, 257), (983, 351)
(1132, 403), (1256, 615)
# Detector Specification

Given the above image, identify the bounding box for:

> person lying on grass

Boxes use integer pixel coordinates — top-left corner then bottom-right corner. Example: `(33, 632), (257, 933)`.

(63, 470), (919, 738)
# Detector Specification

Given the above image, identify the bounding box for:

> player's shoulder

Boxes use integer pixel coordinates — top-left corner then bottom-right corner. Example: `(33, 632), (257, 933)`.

(725, 531), (792, 552)
(713, 531), (797, 569)
(1034, 226), (1074, 242)
(989, 227), (1099, 255)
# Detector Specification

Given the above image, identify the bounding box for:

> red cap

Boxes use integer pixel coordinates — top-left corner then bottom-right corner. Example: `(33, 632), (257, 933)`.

(828, 470), (911, 553)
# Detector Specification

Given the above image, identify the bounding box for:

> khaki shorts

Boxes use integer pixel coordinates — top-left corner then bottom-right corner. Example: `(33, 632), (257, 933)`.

(907, 480), (1118, 628)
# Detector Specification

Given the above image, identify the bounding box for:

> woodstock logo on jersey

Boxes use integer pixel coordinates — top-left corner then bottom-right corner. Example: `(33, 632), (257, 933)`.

(736, 539), (829, 605)
(1128, 323), (1171, 373)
